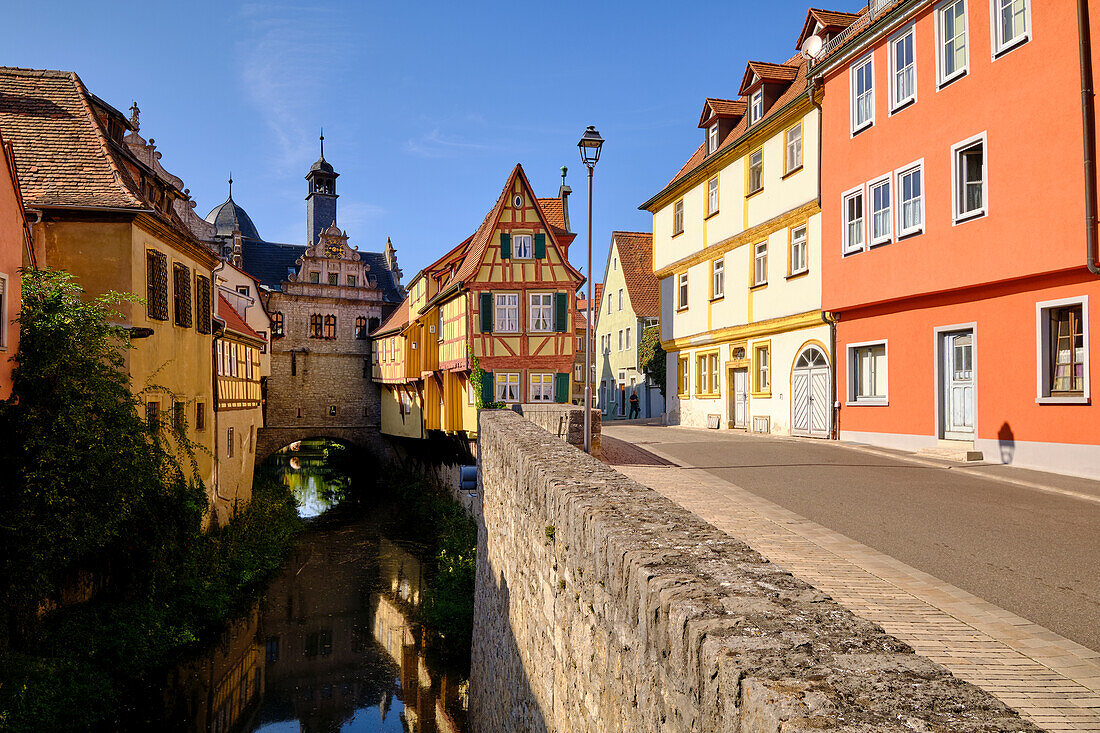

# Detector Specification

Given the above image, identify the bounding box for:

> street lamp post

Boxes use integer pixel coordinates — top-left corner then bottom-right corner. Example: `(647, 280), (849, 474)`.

(577, 125), (603, 454)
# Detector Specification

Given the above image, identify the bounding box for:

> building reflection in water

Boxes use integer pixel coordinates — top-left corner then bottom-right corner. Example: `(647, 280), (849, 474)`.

(159, 511), (469, 733)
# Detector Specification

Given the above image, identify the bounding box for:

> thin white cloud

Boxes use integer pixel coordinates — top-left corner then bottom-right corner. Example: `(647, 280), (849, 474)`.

(405, 129), (497, 158)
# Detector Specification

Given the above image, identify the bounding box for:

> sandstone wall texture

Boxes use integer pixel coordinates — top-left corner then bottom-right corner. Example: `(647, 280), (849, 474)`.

(470, 409), (1037, 733)
(514, 403), (601, 457)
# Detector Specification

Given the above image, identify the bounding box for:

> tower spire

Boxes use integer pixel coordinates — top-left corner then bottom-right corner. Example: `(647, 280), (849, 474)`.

(228, 172), (233, 198)
(319, 127), (325, 160)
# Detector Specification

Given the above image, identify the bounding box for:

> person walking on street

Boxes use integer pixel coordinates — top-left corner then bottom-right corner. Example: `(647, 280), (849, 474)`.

(628, 390), (640, 419)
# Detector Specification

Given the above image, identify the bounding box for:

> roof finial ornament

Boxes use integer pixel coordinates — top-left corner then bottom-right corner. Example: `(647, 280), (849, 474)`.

(560, 165), (568, 187)
(228, 173), (233, 198)
(319, 127), (325, 160)
(129, 101), (140, 132)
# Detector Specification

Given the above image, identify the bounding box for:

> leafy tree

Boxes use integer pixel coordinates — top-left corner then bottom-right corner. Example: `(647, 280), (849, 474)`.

(0, 268), (205, 643)
(638, 325), (667, 398)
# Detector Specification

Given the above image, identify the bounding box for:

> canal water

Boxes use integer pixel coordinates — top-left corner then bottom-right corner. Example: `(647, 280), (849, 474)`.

(157, 442), (471, 733)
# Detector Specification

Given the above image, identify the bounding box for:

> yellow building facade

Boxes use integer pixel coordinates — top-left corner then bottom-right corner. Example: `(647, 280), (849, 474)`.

(641, 54), (833, 437)
(374, 164), (582, 439)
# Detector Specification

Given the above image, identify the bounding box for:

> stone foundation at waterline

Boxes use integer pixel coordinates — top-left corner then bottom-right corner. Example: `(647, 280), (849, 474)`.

(470, 409), (1036, 733)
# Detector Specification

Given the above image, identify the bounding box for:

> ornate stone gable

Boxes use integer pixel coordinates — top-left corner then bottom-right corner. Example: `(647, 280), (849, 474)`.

(284, 222), (381, 302)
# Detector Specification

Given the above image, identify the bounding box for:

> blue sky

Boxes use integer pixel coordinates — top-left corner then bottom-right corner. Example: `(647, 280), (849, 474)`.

(7, 0), (863, 284)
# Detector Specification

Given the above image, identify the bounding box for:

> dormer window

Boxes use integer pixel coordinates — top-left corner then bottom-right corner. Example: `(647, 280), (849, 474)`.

(707, 124), (719, 154)
(750, 90), (763, 124)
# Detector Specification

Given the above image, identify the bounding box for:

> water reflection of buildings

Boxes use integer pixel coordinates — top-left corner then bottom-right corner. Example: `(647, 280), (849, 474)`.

(371, 538), (469, 733)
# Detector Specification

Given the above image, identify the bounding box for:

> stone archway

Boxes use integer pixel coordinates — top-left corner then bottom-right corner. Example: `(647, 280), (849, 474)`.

(254, 426), (388, 466)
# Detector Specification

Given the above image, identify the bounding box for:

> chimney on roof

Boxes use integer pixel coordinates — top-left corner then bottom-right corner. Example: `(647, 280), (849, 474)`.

(559, 165), (572, 232)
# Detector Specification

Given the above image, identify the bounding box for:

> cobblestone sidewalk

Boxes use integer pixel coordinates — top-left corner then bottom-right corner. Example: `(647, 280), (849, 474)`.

(617, 462), (1100, 732)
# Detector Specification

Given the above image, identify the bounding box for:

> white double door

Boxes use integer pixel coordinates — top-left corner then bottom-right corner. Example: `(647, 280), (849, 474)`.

(792, 347), (830, 437)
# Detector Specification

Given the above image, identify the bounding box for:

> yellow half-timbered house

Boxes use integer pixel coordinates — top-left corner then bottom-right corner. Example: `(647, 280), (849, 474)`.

(374, 164), (582, 438)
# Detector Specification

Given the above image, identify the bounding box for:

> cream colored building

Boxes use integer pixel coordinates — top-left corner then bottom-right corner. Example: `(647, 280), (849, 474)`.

(640, 53), (833, 437)
(595, 232), (664, 420)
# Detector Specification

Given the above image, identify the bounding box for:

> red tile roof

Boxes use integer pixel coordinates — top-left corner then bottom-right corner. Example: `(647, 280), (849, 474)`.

(374, 296), (409, 336)
(739, 60), (801, 96)
(217, 294), (265, 342)
(652, 54), (808, 200)
(0, 67), (144, 209)
(537, 197), (571, 235)
(698, 98), (747, 128)
(796, 7), (860, 49)
(613, 231), (658, 318)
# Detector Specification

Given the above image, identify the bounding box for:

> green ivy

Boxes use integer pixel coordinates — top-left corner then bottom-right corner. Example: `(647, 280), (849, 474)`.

(638, 325), (667, 399)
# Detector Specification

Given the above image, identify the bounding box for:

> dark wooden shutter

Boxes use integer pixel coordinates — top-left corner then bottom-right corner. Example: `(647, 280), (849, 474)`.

(146, 250), (169, 321)
(555, 373), (569, 403)
(534, 232), (546, 258)
(481, 372), (494, 405)
(195, 275), (212, 334)
(553, 293), (567, 332)
(500, 233), (511, 259)
(480, 292), (494, 333)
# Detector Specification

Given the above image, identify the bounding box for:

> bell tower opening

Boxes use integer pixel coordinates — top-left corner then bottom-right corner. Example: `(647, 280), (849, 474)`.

(305, 128), (339, 246)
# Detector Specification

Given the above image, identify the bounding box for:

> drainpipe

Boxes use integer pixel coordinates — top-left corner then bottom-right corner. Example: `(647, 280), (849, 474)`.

(1079, 0), (1100, 274)
(823, 311), (839, 440)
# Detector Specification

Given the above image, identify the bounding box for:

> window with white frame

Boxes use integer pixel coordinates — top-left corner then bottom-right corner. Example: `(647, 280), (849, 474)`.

(618, 329), (623, 351)
(1037, 298), (1089, 400)
(754, 343), (770, 392)
(851, 54), (874, 132)
(673, 200), (684, 235)
(574, 363), (583, 381)
(785, 123), (802, 172)
(850, 342), (888, 403)
(494, 293), (519, 332)
(938, 0), (968, 84)
(495, 372), (520, 402)
(897, 162), (924, 235)
(842, 186), (865, 253)
(712, 258), (725, 298)
(607, 293), (612, 314)
(529, 293), (553, 331)
(530, 372), (554, 402)
(677, 272), (688, 309)
(953, 135), (986, 221)
(707, 123), (719, 154)
(750, 89), (763, 123)
(748, 149), (763, 194)
(993, 0), (1029, 55)
(869, 177), (892, 244)
(618, 288), (623, 310)
(626, 327), (632, 351)
(790, 225), (808, 274)
(753, 241), (767, 286)
(707, 176), (719, 216)
(890, 26), (917, 111)
(512, 234), (533, 258)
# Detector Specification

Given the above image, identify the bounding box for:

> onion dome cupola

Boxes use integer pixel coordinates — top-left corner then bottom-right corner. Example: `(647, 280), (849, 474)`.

(204, 176), (261, 240)
(306, 129), (339, 247)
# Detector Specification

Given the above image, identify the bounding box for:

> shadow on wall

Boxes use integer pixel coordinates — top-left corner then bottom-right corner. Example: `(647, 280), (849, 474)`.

(998, 421), (1015, 465)
(470, 563), (549, 733)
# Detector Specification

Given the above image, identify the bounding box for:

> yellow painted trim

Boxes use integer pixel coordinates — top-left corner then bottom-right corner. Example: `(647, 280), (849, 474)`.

(751, 339), (772, 397)
(660, 309), (824, 353)
(656, 200), (819, 278)
(694, 348), (721, 398)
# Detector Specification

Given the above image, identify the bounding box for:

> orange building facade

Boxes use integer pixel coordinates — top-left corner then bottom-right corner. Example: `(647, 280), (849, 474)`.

(813, 1), (1100, 476)
(373, 164), (582, 439)
(0, 128), (32, 399)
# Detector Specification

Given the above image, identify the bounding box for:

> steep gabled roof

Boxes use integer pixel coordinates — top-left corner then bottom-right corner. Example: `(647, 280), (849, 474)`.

(613, 231), (659, 318)
(439, 164), (583, 294)
(537, 197), (571, 235)
(796, 7), (860, 49)
(217, 293), (265, 342)
(0, 67), (145, 209)
(648, 54), (808, 204)
(698, 98), (747, 128)
(373, 296), (410, 336)
(739, 60), (800, 96)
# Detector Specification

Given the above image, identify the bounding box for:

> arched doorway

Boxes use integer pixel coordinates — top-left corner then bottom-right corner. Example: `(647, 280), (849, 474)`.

(791, 345), (830, 437)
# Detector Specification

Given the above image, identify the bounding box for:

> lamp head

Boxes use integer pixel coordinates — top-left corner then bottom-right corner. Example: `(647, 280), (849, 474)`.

(577, 125), (604, 166)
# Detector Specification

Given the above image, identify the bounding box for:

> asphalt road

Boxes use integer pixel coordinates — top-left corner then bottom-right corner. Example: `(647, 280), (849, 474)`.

(603, 424), (1100, 653)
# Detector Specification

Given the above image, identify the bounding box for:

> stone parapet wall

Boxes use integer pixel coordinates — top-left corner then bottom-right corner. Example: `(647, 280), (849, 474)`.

(513, 403), (601, 457)
(470, 409), (1036, 733)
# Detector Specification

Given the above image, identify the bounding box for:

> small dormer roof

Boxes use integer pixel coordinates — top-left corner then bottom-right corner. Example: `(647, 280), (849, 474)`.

(697, 98), (747, 129)
(796, 8), (860, 50)
(738, 60), (800, 97)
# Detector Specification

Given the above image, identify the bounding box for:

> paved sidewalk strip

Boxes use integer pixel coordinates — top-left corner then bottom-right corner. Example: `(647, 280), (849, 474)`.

(617, 462), (1100, 733)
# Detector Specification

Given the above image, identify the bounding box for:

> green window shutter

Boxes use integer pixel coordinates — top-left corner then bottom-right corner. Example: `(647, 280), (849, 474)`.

(553, 293), (567, 332)
(480, 292), (494, 333)
(482, 372), (495, 405)
(555, 373), (569, 403)
(500, 233), (511, 259)
(534, 232), (546, 258)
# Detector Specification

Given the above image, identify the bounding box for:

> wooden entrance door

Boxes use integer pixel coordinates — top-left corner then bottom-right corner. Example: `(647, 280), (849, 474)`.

(792, 346), (830, 437)
(730, 368), (748, 429)
(943, 330), (975, 439)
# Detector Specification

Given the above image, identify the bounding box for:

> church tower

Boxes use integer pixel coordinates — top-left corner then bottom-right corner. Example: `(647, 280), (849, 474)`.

(305, 130), (338, 246)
